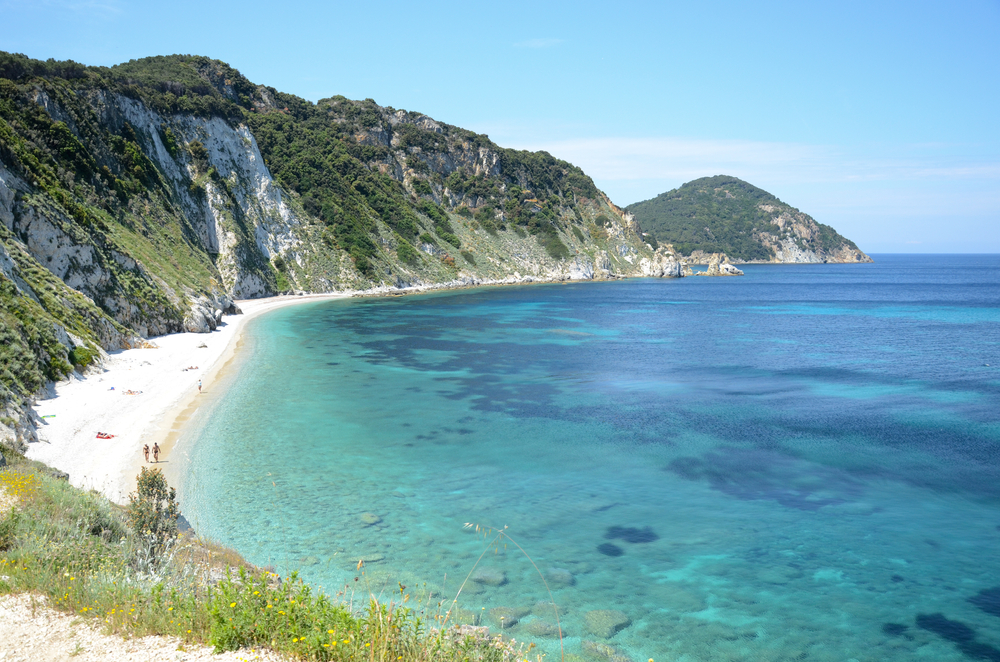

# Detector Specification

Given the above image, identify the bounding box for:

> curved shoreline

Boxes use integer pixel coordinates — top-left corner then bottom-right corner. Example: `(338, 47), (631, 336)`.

(28, 292), (350, 504)
(25, 272), (674, 505)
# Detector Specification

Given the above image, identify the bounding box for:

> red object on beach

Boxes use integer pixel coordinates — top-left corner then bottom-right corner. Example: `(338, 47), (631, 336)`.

(96, 432), (116, 439)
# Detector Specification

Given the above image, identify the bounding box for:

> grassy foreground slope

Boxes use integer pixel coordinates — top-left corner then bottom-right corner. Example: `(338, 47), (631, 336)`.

(627, 175), (870, 263)
(0, 452), (537, 661)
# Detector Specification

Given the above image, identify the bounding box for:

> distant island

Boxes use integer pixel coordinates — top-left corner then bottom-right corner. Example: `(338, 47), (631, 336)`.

(626, 175), (871, 264)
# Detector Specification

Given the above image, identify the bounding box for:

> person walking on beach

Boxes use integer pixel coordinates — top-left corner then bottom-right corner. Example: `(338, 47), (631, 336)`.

(152, 442), (160, 463)
(143, 444), (149, 463)
(198, 379), (202, 394)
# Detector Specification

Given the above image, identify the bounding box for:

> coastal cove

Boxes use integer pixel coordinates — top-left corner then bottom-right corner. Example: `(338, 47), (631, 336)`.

(173, 255), (1000, 662)
(27, 292), (351, 503)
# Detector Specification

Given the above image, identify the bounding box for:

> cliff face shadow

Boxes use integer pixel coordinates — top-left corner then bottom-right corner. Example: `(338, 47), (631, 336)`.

(666, 448), (863, 510)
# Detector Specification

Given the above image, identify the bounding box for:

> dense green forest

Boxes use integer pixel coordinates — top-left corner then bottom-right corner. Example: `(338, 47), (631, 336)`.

(627, 175), (859, 261)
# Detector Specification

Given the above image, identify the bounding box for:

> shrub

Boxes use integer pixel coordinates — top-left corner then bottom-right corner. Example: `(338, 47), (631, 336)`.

(187, 140), (209, 171)
(411, 178), (432, 196)
(438, 231), (461, 249)
(125, 467), (179, 562)
(270, 261), (291, 292)
(160, 125), (179, 158)
(396, 239), (419, 265)
(460, 250), (476, 265)
(407, 156), (430, 174)
(538, 232), (570, 260)
(68, 344), (98, 368)
(0, 510), (19, 551)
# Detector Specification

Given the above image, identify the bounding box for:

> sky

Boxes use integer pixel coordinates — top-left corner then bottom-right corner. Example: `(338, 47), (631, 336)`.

(2, 0), (998, 252)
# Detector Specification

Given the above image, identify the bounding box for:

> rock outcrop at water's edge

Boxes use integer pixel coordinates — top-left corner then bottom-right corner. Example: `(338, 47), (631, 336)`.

(694, 253), (744, 276)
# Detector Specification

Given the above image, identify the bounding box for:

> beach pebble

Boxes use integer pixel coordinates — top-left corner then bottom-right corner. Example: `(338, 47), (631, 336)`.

(471, 567), (506, 586)
(359, 512), (382, 526)
(584, 609), (631, 638)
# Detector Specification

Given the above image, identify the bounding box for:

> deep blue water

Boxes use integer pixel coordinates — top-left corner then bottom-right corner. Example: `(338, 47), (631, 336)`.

(181, 255), (1000, 661)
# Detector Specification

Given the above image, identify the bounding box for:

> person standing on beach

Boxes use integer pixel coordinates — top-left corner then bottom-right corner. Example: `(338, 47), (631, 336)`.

(143, 444), (149, 463)
(198, 379), (202, 394)
(152, 443), (160, 463)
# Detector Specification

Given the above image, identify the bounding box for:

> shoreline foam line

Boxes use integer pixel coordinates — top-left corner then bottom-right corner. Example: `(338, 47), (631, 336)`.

(27, 292), (349, 505)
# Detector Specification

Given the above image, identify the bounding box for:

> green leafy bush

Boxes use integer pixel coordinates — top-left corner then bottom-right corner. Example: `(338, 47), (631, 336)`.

(68, 345), (98, 368)
(396, 239), (419, 265)
(125, 467), (179, 562)
(412, 178), (432, 196)
(159, 124), (179, 157)
(0, 510), (19, 551)
(537, 231), (570, 260)
(438, 232), (461, 249)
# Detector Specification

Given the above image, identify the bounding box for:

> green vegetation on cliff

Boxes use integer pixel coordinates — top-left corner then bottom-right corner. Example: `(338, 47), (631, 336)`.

(0, 50), (653, 416)
(626, 175), (861, 261)
(247, 92), (598, 269)
(1, 52), (602, 273)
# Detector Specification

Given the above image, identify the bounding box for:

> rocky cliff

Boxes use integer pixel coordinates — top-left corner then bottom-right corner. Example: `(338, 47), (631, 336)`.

(0, 52), (682, 450)
(626, 175), (871, 264)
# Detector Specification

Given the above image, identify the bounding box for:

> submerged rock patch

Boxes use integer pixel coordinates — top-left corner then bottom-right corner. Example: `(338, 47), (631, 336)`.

(471, 567), (506, 586)
(916, 613), (974, 643)
(604, 525), (659, 543)
(969, 586), (1000, 617)
(584, 609), (631, 638)
(881, 623), (910, 638)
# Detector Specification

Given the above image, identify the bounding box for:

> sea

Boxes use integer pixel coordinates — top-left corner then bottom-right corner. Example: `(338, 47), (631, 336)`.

(178, 254), (1000, 662)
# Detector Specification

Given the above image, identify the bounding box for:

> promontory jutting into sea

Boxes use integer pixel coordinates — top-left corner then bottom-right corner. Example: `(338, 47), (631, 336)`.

(1, 52), (997, 662)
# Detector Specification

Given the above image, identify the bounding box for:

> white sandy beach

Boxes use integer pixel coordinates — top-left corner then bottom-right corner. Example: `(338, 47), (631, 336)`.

(27, 293), (349, 505)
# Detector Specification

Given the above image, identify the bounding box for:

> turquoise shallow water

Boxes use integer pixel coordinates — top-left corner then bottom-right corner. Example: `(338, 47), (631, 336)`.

(180, 255), (1000, 662)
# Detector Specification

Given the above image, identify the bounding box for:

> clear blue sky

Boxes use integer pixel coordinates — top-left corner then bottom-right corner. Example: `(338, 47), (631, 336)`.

(3, 0), (998, 252)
